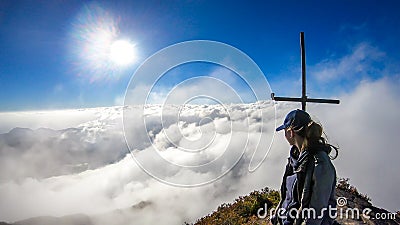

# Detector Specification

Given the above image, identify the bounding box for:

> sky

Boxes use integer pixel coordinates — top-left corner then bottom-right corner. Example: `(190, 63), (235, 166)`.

(1, 0), (399, 111)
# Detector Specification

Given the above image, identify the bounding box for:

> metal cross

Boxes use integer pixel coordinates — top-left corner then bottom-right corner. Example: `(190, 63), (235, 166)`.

(271, 32), (340, 111)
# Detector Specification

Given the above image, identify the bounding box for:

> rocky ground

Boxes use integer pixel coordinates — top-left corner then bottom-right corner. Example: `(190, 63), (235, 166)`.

(192, 181), (400, 225)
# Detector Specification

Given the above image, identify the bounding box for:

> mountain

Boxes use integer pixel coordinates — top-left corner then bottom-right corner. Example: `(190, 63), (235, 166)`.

(191, 180), (400, 225)
(1, 214), (92, 225)
(0, 124), (128, 180)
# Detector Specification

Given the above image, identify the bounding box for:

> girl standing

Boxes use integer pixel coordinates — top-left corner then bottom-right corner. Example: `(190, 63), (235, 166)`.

(272, 109), (338, 225)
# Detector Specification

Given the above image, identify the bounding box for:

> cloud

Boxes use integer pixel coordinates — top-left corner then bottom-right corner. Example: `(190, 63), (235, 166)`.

(0, 102), (277, 223)
(0, 108), (99, 134)
(310, 42), (385, 84)
(0, 77), (399, 224)
(271, 42), (389, 99)
(0, 107), (128, 181)
(114, 95), (124, 106)
(309, 76), (400, 212)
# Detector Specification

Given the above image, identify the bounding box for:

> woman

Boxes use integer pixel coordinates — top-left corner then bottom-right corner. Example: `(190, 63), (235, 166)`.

(271, 109), (338, 225)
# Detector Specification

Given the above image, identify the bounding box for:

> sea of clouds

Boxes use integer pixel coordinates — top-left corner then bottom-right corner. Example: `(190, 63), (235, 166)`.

(0, 77), (399, 224)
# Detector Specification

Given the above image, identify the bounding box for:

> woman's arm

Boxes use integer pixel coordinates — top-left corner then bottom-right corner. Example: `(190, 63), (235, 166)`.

(303, 153), (336, 225)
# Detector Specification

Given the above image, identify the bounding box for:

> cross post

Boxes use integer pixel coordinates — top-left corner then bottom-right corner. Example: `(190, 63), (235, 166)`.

(271, 32), (340, 111)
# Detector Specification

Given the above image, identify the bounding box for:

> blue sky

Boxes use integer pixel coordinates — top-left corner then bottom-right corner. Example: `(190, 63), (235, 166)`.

(0, 0), (399, 111)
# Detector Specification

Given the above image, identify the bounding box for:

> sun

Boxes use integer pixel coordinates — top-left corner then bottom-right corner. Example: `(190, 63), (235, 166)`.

(109, 40), (136, 66)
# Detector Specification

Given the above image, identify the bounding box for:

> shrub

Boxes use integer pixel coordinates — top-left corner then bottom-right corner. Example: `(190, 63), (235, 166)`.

(337, 177), (371, 202)
(191, 188), (280, 225)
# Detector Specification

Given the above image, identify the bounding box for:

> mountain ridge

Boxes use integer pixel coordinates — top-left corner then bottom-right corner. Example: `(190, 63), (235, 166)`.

(191, 179), (400, 225)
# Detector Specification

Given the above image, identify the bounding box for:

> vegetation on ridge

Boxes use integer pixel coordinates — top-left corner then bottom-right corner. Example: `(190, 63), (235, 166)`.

(189, 188), (280, 225)
(187, 178), (400, 225)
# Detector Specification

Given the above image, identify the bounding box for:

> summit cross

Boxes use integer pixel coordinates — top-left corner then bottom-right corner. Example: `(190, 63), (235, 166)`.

(271, 32), (340, 111)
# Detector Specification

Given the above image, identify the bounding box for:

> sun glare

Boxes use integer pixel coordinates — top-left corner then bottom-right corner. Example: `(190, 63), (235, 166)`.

(71, 3), (139, 81)
(109, 40), (136, 66)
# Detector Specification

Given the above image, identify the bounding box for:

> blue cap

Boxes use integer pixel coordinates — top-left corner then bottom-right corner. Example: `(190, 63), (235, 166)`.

(276, 109), (311, 132)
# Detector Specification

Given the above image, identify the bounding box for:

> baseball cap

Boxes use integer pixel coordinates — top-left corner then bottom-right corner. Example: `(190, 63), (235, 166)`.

(276, 109), (311, 132)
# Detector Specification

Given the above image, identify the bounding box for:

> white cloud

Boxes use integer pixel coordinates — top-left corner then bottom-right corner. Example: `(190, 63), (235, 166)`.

(0, 107), (128, 180)
(271, 42), (389, 99)
(0, 101), (276, 223)
(0, 108), (99, 133)
(310, 42), (385, 83)
(0, 77), (399, 224)
(114, 95), (124, 106)
(309, 76), (400, 211)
